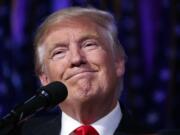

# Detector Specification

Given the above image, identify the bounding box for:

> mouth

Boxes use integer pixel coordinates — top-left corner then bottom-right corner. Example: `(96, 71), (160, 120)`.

(65, 69), (97, 81)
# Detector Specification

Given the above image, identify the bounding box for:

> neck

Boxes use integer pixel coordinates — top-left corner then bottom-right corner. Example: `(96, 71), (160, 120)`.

(59, 100), (117, 124)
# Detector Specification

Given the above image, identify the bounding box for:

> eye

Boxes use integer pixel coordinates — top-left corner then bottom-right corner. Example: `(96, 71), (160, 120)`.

(83, 41), (98, 50)
(51, 49), (66, 60)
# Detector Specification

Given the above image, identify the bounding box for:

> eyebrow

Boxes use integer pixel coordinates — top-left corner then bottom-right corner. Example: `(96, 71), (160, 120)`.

(77, 34), (99, 44)
(47, 34), (100, 53)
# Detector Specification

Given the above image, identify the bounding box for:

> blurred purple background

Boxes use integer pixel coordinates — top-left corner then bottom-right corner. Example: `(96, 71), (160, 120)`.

(0, 0), (179, 132)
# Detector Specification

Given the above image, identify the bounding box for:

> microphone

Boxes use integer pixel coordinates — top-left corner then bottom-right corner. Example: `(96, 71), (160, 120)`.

(0, 81), (68, 134)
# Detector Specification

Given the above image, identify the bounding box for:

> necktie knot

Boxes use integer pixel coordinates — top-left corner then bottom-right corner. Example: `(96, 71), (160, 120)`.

(71, 125), (99, 135)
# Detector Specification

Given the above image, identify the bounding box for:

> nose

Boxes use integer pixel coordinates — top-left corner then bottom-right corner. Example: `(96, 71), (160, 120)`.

(69, 47), (86, 67)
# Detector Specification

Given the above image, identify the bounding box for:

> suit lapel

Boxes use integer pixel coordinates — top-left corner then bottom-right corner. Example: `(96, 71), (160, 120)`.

(35, 115), (61, 135)
(19, 103), (139, 135)
(113, 103), (134, 135)
(20, 114), (62, 135)
(113, 114), (128, 135)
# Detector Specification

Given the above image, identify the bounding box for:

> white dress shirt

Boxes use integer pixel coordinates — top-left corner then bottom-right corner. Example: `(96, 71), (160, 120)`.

(60, 102), (122, 135)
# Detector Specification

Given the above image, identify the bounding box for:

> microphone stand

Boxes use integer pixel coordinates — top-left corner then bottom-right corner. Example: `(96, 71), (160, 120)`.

(0, 94), (47, 135)
(0, 110), (22, 135)
(0, 81), (67, 135)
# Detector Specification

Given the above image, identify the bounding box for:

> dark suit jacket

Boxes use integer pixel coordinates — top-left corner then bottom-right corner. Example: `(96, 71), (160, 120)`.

(9, 105), (152, 135)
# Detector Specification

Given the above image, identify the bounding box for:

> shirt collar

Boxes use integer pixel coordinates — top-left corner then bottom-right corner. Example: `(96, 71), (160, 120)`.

(60, 112), (82, 135)
(92, 102), (122, 135)
(60, 102), (122, 135)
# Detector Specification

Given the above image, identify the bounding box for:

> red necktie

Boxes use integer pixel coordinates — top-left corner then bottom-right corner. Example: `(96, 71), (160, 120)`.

(71, 125), (99, 135)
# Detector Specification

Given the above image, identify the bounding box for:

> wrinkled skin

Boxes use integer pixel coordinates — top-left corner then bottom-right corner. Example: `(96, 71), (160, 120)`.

(39, 17), (125, 124)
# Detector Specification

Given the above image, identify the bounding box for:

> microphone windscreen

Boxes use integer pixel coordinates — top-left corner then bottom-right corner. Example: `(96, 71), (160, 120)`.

(40, 81), (68, 107)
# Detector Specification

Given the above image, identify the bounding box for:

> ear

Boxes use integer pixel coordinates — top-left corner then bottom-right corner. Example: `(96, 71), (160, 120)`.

(39, 72), (50, 86)
(115, 57), (125, 77)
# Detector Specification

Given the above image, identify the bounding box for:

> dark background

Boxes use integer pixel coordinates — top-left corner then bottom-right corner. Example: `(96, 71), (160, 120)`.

(0, 0), (179, 132)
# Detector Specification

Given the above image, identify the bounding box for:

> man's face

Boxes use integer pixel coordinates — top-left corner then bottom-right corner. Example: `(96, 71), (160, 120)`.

(39, 17), (125, 108)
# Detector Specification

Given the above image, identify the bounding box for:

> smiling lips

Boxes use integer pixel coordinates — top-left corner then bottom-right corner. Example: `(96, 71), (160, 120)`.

(65, 69), (97, 80)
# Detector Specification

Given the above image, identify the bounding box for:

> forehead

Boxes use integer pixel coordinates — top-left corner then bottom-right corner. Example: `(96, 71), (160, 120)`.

(41, 17), (107, 44)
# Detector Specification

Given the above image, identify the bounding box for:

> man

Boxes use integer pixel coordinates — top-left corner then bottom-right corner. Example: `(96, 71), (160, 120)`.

(13, 7), (142, 135)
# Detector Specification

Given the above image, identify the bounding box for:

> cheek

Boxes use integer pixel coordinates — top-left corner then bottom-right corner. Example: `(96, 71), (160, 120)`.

(98, 53), (117, 82)
(97, 52), (115, 71)
(87, 48), (116, 75)
(89, 50), (116, 79)
(45, 60), (67, 80)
